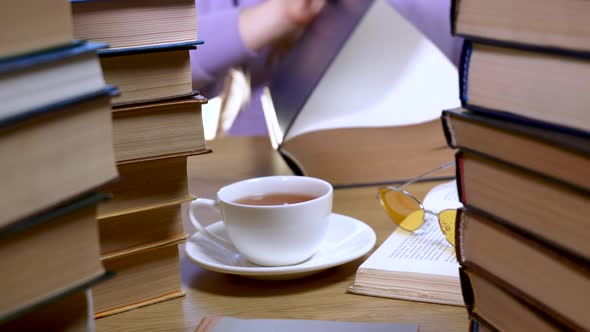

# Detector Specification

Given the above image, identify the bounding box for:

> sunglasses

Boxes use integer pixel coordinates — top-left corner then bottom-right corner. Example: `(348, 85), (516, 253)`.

(377, 161), (458, 246)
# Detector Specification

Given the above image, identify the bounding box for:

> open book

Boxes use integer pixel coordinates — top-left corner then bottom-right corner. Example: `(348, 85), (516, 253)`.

(348, 181), (464, 306)
(264, 0), (459, 187)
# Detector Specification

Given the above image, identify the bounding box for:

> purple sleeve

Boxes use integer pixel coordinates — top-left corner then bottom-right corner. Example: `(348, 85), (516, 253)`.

(387, 0), (463, 66)
(190, 7), (258, 96)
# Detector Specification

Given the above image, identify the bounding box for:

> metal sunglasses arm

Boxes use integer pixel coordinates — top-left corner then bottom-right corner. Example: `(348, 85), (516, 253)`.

(396, 161), (455, 189)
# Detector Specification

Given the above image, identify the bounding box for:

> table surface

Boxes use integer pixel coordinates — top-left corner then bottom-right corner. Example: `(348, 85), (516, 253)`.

(96, 136), (467, 332)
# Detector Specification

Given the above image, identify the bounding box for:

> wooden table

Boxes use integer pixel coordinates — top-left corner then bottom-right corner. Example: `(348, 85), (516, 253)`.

(96, 136), (467, 332)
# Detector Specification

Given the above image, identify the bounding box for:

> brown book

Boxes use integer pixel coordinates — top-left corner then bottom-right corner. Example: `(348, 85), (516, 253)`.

(1, 0), (73, 59)
(456, 151), (590, 261)
(92, 235), (187, 318)
(442, 108), (590, 192)
(1, 92), (118, 227)
(460, 268), (568, 332)
(100, 50), (193, 106)
(459, 42), (590, 134)
(98, 196), (193, 255)
(0, 194), (106, 320)
(98, 155), (198, 218)
(1, 289), (94, 332)
(71, 0), (197, 51)
(111, 96), (208, 163)
(266, 0), (459, 187)
(456, 209), (590, 331)
(452, 0), (590, 54)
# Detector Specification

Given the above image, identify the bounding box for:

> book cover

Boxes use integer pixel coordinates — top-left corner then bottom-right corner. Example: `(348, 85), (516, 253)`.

(195, 316), (418, 332)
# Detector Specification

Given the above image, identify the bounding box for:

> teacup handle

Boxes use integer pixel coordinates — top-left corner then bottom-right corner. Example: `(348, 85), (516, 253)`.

(189, 198), (234, 248)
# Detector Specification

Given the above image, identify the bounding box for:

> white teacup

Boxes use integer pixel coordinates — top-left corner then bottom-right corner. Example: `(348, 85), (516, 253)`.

(189, 176), (333, 266)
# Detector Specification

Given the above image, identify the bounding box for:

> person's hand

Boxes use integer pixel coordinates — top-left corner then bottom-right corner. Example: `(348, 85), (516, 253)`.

(239, 0), (326, 52)
(278, 0), (326, 29)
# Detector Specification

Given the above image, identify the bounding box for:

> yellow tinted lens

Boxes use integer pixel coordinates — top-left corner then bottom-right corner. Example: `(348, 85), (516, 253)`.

(400, 210), (425, 231)
(438, 209), (457, 247)
(379, 189), (423, 230)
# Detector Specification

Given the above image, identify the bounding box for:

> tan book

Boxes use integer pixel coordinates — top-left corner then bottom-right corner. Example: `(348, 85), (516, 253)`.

(98, 196), (194, 255)
(93, 235), (187, 317)
(71, 0), (197, 51)
(0, 42), (108, 126)
(1, 0), (73, 59)
(457, 151), (590, 261)
(1, 92), (118, 227)
(460, 42), (590, 134)
(0, 194), (106, 319)
(98, 155), (199, 218)
(452, 0), (590, 53)
(460, 268), (567, 332)
(112, 96), (208, 163)
(1, 289), (94, 332)
(348, 182), (463, 306)
(457, 209), (590, 331)
(442, 108), (590, 192)
(100, 50), (193, 106)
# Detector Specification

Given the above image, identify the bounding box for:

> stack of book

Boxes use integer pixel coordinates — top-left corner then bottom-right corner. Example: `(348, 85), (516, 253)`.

(0, 1), (118, 330)
(444, 1), (590, 331)
(70, 0), (210, 318)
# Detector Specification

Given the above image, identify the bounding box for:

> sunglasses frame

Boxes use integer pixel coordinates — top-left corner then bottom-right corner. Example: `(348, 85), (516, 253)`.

(377, 161), (457, 246)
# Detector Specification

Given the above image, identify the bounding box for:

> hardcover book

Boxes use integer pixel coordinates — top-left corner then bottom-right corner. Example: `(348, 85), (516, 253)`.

(265, 0), (459, 187)
(452, 0), (590, 55)
(71, 0), (199, 52)
(0, 88), (118, 227)
(456, 208), (590, 331)
(99, 43), (201, 106)
(111, 96), (208, 163)
(455, 151), (590, 261)
(459, 268), (568, 332)
(458, 41), (590, 136)
(0, 194), (107, 321)
(93, 236), (187, 318)
(195, 316), (418, 332)
(1, 0), (73, 59)
(442, 108), (590, 192)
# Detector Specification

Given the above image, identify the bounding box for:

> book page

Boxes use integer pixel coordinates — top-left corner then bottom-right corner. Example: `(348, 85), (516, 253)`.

(284, 0), (459, 141)
(361, 180), (462, 276)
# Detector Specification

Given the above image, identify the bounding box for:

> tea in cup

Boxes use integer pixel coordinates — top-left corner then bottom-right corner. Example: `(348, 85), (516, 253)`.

(189, 176), (333, 266)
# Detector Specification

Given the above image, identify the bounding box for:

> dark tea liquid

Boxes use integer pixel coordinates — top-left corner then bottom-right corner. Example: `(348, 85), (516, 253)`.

(234, 193), (317, 206)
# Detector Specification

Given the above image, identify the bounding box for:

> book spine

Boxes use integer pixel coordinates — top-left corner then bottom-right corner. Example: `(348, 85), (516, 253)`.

(457, 209), (587, 331)
(458, 267), (473, 311)
(454, 152), (466, 204)
(458, 41), (472, 106)
(440, 111), (458, 148)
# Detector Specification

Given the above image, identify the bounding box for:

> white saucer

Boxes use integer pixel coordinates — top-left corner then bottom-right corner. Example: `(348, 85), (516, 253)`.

(185, 213), (376, 280)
